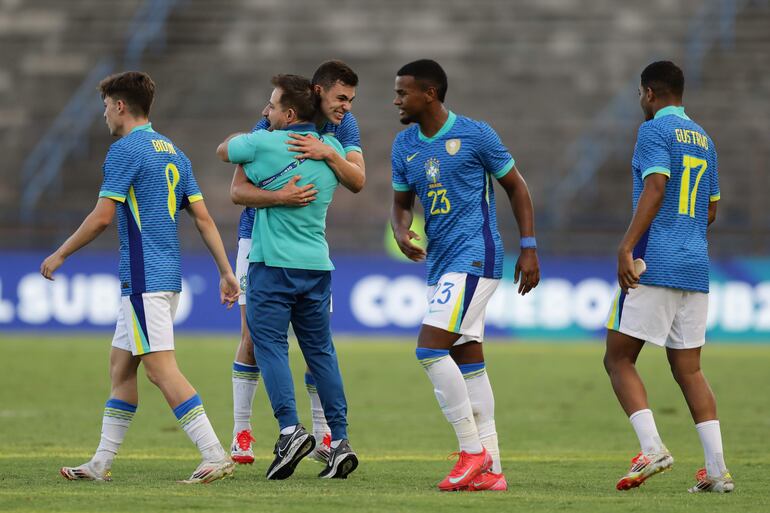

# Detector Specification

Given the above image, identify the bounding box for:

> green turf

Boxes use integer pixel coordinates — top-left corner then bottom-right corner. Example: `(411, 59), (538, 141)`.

(1, 336), (768, 512)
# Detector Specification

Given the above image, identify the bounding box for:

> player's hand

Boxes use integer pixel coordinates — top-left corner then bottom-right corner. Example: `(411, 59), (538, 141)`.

(286, 133), (333, 161)
(393, 229), (426, 262)
(40, 251), (65, 281)
(514, 248), (540, 295)
(617, 249), (640, 292)
(279, 175), (317, 207)
(219, 272), (240, 309)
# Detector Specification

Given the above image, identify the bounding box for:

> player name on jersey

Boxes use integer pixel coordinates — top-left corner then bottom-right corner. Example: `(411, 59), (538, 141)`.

(674, 128), (709, 150)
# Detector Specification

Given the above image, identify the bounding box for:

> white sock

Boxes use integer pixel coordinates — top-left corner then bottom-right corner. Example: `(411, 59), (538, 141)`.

(462, 364), (501, 473)
(232, 361), (260, 435)
(417, 348), (482, 454)
(330, 439), (341, 449)
(280, 424), (298, 436)
(174, 394), (226, 462)
(305, 372), (330, 442)
(696, 420), (727, 477)
(92, 398), (136, 471)
(629, 409), (664, 454)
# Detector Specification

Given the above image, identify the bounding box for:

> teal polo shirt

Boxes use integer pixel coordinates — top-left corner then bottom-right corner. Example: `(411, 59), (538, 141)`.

(227, 123), (342, 271)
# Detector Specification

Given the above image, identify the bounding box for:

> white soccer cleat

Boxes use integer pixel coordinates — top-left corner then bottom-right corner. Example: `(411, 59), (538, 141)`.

(60, 461), (112, 482)
(179, 458), (235, 484)
(230, 429), (256, 464)
(308, 432), (331, 464)
(688, 468), (735, 493)
(616, 449), (674, 490)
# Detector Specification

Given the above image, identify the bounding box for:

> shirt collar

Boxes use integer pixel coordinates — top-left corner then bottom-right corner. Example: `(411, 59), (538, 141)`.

(287, 122), (318, 133)
(129, 122), (154, 134)
(418, 110), (457, 142)
(654, 105), (690, 120)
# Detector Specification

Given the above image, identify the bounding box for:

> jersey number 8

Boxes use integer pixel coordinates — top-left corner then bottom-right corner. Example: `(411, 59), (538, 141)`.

(165, 163), (180, 221)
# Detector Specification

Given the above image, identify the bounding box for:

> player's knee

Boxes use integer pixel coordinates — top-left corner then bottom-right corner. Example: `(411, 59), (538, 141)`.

(670, 363), (701, 384)
(143, 363), (176, 387)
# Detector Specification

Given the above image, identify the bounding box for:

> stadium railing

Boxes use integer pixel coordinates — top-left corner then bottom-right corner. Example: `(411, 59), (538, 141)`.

(549, 0), (746, 227)
(19, 0), (182, 223)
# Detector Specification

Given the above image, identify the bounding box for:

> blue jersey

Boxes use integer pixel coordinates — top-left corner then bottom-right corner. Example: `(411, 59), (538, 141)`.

(237, 112), (362, 239)
(99, 123), (203, 296)
(391, 111), (514, 285)
(631, 106), (719, 293)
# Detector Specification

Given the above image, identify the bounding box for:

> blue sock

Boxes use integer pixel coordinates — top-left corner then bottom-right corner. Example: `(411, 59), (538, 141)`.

(458, 362), (486, 380)
(173, 394), (224, 461)
(233, 362), (260, 433)
(415, 347), (450, 368)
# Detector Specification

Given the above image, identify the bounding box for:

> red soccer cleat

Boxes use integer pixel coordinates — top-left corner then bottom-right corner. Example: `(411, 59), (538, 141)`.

(309, 432), (332, 464)
(467, 470), (508, 491)
(616, 449), (673, 491)
(437, 449), (492, 491)
(230, 429), (256, 464)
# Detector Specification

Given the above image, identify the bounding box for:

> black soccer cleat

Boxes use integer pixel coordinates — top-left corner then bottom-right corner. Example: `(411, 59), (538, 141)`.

(266, 424), (316, 480)
(318, 439), (358, 479)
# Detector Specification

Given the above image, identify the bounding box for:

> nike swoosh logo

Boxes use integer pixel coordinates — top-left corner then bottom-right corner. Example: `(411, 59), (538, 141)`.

(449, 467), (473, 484)
(406, 152), (419, 162)
(276, 437), (292, 458)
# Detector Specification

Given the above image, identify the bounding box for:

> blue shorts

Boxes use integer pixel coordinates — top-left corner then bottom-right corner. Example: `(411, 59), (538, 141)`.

(245, 262), (347, 439)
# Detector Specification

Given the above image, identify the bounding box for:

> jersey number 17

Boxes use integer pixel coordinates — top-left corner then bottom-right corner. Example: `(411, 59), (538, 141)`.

(677, 155), (707, 218)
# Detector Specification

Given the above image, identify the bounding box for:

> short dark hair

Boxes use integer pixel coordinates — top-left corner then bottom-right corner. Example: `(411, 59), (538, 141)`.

(98, 71), (155, 117)
(311, 60), (359, 89)
(271, 74), (318, 121)
(397, 59), (448, 102)
(641, 61), (685, 98)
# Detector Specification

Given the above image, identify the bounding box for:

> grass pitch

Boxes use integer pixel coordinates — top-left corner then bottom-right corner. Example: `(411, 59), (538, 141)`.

(0, 335), (768, 512)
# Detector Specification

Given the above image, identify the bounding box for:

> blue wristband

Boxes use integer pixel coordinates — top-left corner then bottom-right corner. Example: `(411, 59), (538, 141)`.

(520, 237), (537, 249)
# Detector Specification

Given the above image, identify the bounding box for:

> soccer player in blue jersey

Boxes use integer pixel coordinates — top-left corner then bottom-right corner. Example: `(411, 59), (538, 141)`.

(218, 74), (357, 480)
(228, 61), (364, 466)
(40, 72), (239, 484)
(390, 59), (540, 492)
(604, 61), (733, 493)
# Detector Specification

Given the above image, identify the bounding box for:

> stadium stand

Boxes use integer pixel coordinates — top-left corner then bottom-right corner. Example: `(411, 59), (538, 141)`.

(1, 0), (768, 255)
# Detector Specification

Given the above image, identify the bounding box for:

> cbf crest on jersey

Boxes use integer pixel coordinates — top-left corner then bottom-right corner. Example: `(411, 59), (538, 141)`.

(445, 138), (461, 155)
(425, 157), (440, 184)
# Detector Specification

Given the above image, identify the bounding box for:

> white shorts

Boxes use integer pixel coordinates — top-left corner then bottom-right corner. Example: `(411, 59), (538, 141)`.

(606, 284), (708, 349)
(236, 238), (251, 306)
(112, 291), (179, 356)
(236, 237), (333, 313)
(424, 272), (500, 345)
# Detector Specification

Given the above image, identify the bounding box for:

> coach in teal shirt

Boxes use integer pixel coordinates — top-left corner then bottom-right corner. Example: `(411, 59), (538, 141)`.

(227, 125), (342, 271)
(217, 74), (357, 481)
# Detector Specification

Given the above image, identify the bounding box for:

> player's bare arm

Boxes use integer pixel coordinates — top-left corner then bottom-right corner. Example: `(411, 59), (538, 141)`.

(497, 166), (540, 295)
(185, 199), (240, 308)
(391, 189), (426, 262)
(617, 172), (668, 292)
(40, 198), (116, 280)
(708, 200), (718, 226)
(286, 133), (365, 193)
(230, 165), (317, 208)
